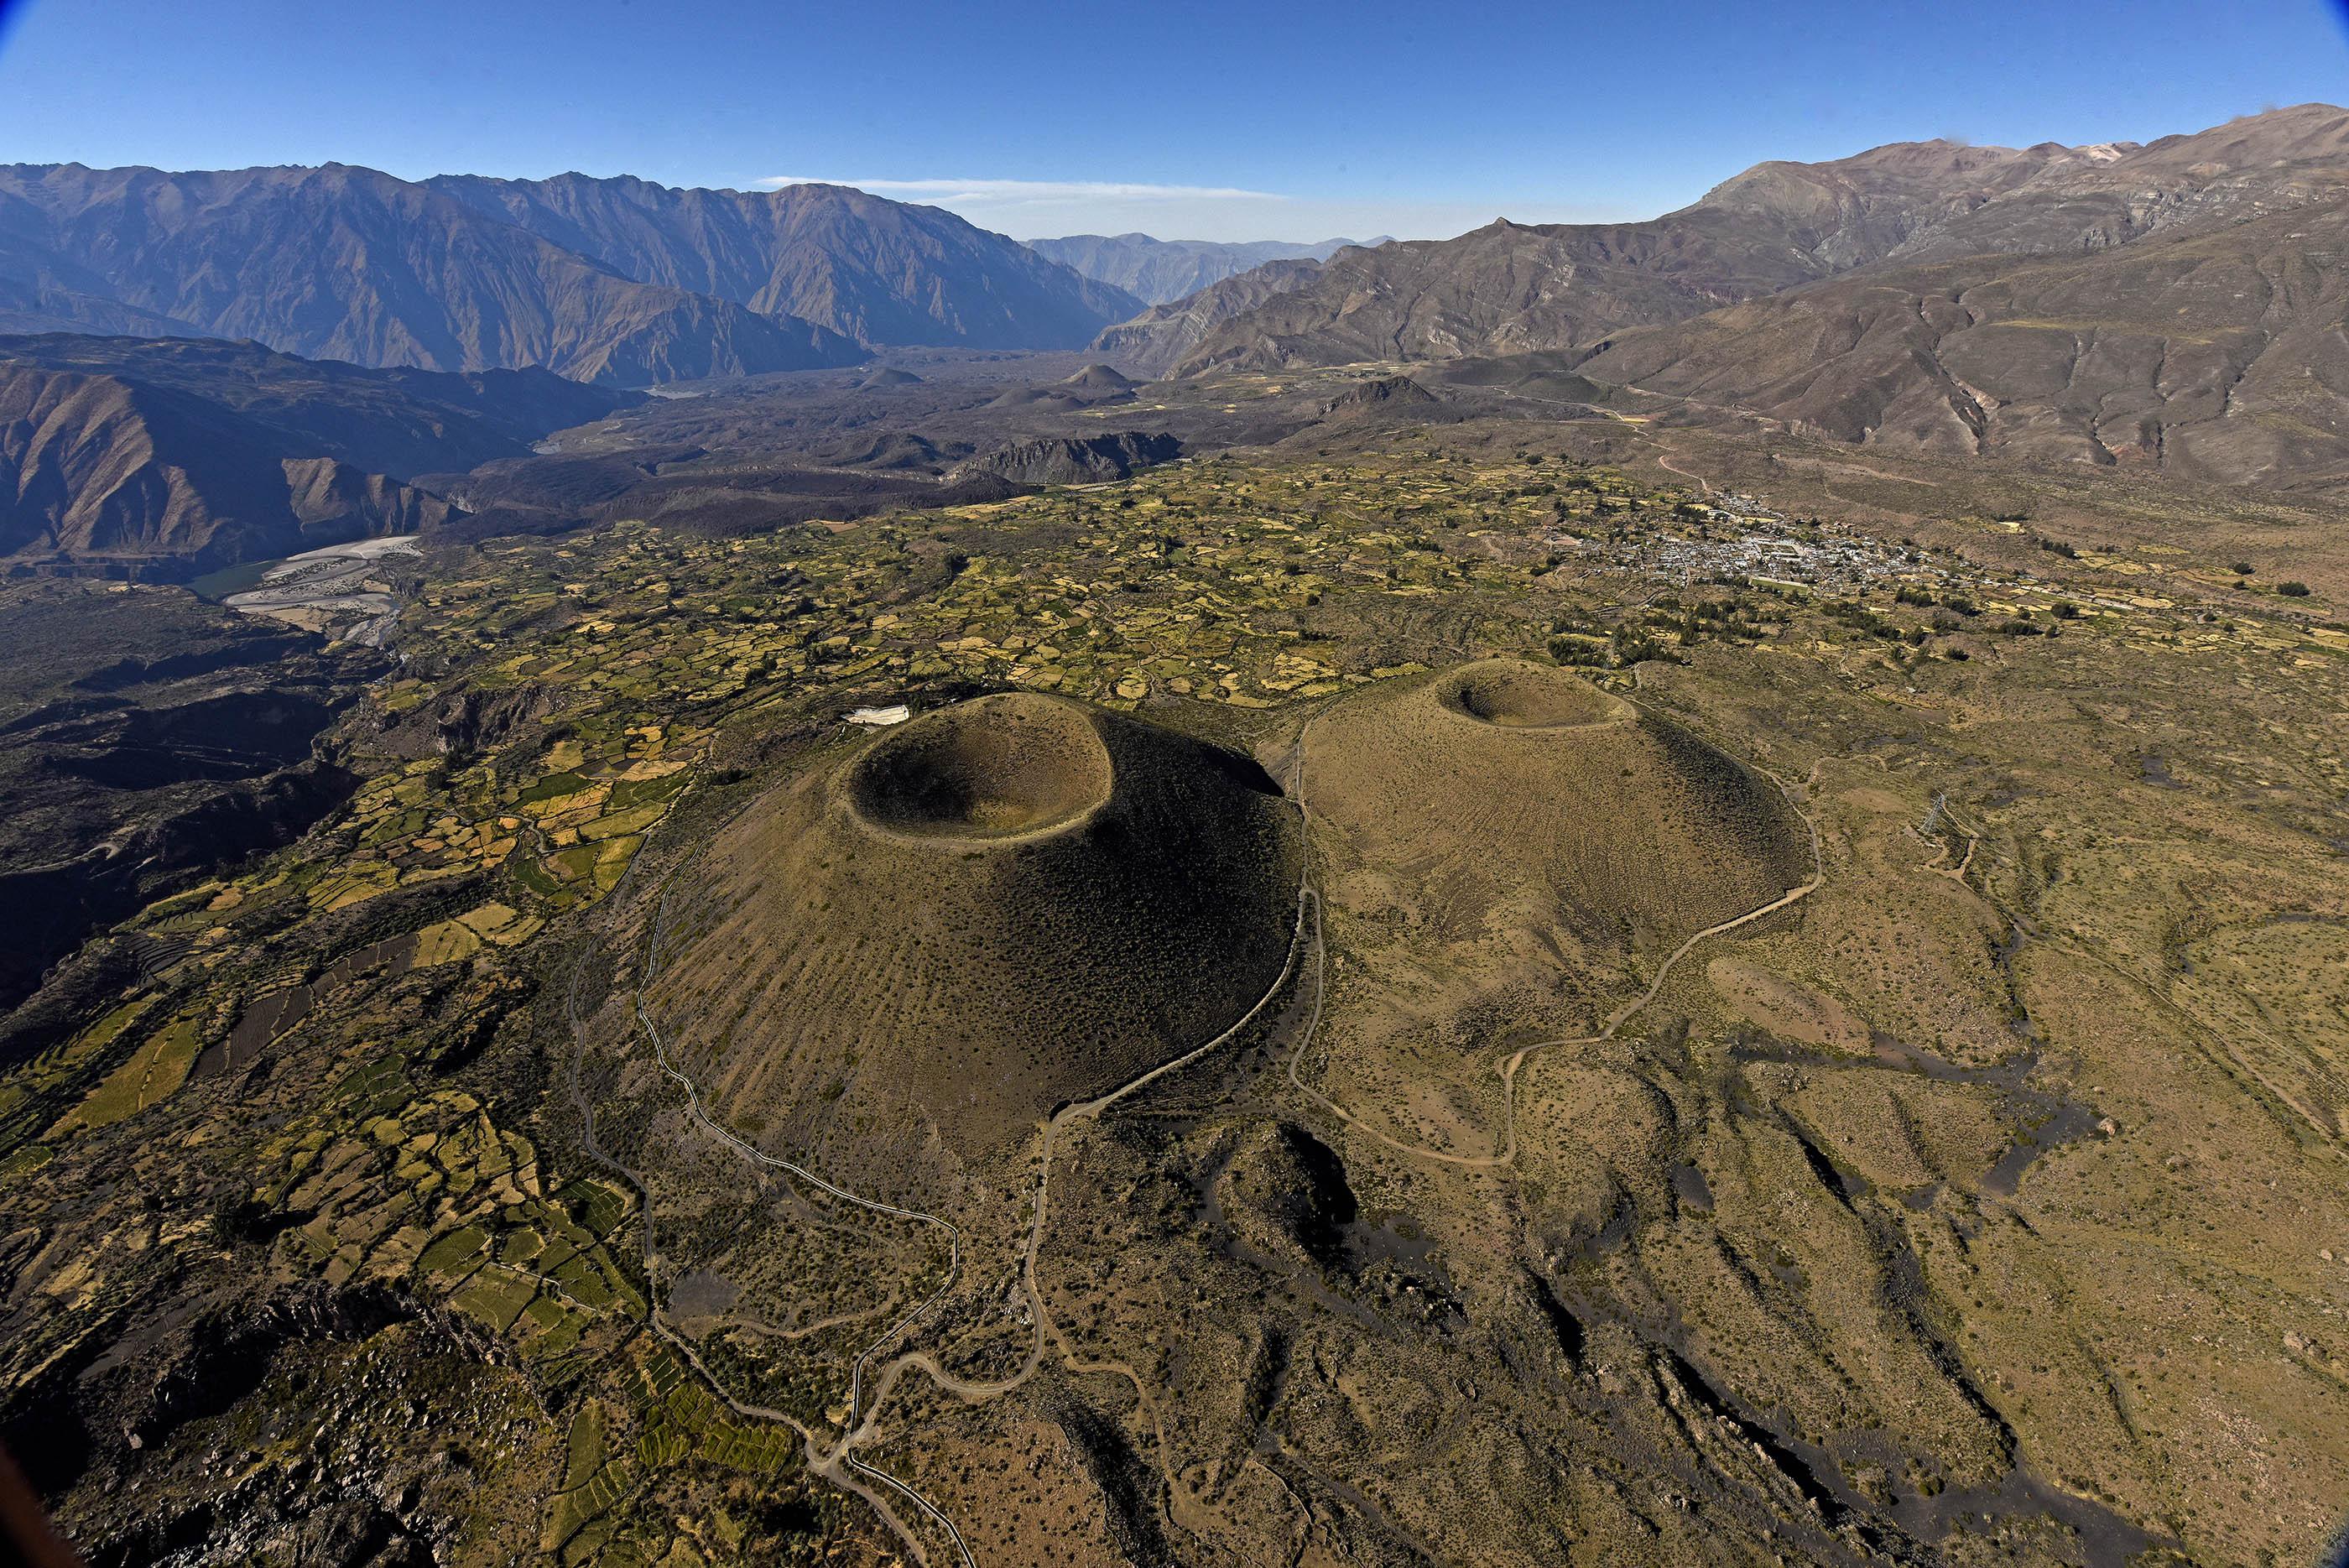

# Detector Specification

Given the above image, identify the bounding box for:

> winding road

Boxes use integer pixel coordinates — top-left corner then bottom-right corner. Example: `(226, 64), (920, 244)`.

(575, 794), (1320, 1564)
(1653, 449), (1716, 497)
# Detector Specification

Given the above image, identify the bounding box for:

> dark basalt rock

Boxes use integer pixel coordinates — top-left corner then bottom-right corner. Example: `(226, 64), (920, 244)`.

(948, 430), (1181, 487)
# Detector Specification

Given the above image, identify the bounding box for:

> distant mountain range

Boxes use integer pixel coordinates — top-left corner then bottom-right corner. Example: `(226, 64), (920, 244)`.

(1565, 105), (2349, 485)
(0, 164), (1142, 386)
(1102, 106), (2349, 378)
(1089, 258), (1340, 378)
(1023, 232), (1387, 305)
(8, 105), (2346, 513)
(0, 334), (631, 573)
(426, 175), (1142, 348)
(1091, 105), (2349, 483)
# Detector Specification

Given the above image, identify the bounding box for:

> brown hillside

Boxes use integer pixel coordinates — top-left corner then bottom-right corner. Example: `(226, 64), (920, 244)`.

(1573, 195), (2349, 485)
(645, 693), (1302, 1167)
(1088, 256), (1330, 377)
(1164, 106), (2349, 381)
(1310, 660), (1809, 961)
(0, 364), (452, 571)
(1300, 660), (1810, 1151)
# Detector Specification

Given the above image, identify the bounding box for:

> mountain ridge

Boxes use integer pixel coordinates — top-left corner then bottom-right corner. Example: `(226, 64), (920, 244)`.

(0, 161), (867, 386)
(1568, 190), (2349, 487)
(1023, 232), (1386, 305)
(0, 332), (633, 572)
(423, 172), (1143, 349)
(0, 162), (1151, 386)
(1138, 105), (2349, 379)
(1090, 255), (1333, 376)
(0, 363), (451, 570)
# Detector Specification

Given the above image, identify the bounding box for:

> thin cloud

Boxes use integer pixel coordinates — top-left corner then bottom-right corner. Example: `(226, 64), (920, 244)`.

(753, 175), (1286, 206)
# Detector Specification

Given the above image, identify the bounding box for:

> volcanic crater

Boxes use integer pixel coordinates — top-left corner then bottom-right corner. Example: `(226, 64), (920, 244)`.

(647, 692), (1304, 1164)
(846, 693), (1113, 840)
(1435, 658), (1630, 729)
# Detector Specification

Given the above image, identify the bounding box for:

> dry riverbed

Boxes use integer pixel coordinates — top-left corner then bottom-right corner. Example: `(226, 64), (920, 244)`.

(223, 534), (422, 645)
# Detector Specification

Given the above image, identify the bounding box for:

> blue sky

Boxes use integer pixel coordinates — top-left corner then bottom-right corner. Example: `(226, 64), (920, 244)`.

(1, 0), (2344, 242)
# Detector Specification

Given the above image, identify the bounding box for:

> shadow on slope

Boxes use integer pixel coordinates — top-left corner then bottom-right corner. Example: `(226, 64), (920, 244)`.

(648, 692), (1302, 1165)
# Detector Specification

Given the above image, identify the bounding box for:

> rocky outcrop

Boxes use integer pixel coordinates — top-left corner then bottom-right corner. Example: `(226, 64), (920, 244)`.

(0, 578), (383, 1011)
(1315, 375), (1446, 421)
(947, 431), (1181, 486)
